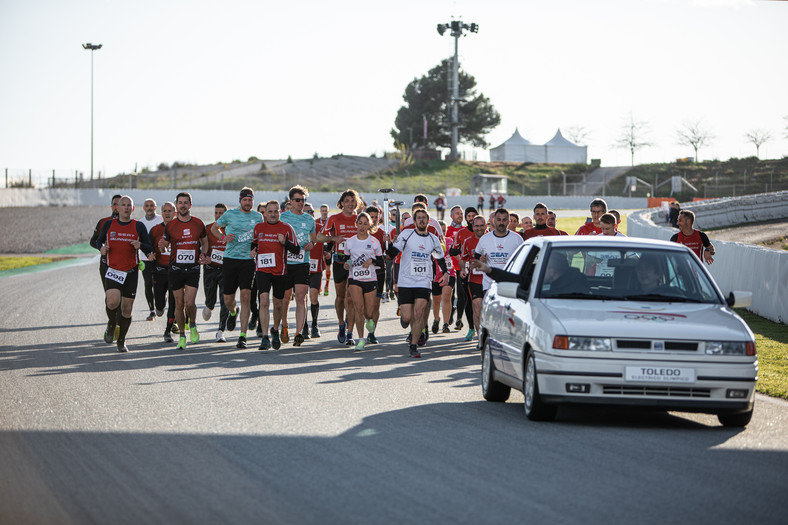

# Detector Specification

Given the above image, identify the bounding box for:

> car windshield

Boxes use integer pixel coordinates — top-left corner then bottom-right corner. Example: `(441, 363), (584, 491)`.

(537, 247), (721, 303)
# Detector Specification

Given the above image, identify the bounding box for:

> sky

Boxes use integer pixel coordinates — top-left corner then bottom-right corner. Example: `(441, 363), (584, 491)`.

(1, 0), (786, 186)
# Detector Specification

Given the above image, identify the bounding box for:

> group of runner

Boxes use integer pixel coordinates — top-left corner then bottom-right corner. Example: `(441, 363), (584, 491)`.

(91, 190), (715, 356)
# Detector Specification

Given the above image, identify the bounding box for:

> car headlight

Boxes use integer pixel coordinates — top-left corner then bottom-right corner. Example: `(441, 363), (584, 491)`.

(706, 341), (755, 356)
(553, 336), (612, 351)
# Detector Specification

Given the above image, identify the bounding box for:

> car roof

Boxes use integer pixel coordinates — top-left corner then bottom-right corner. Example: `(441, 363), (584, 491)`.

(526, 235), (689, 252)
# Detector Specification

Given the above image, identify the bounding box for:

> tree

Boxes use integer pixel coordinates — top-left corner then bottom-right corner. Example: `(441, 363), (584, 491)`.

(744, 129), (772, 158)
(390, 58), (500, 151)
(676, 120), (714, 162)
(565, 126), (591, 145)
(615, 114), (653, 166)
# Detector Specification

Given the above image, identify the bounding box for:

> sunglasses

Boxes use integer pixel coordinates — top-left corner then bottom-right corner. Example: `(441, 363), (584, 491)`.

(292, 198), (305, 203)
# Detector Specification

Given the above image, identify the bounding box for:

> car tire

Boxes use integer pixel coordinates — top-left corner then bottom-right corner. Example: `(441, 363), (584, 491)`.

(523, 350), (557, 421)
(717, 409), (753, 428)
(482, 337), (510, 402)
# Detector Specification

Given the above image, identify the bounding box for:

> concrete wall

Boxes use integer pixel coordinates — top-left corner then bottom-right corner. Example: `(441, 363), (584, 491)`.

(629, 194), (788, 324)
(0, 187), (646, 211)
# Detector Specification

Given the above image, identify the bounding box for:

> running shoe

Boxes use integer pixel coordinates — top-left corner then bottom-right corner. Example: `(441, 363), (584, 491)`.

(417, 329), (427, 347)
(104, 323), (115, 344)
(146, 311), (156, 321)
(431, 319), (439, 334)
(163, 331), (174, 343)
(442, 323), (451, 334)
(293, 333), (304, 347)
(258, 336), (271, 351)
(248, 316), (257, 331)
(409, 344), (421, 358)
(464, 328), (476, 341)
(367, 333), (378, 344)
(345, 332), (355, 346)
(389, 290), (396, 300)
(281, 326), (290, 344)
(365, 319), (376, 334)
(156, 308), (165, 317)
(311, 324), (321, 338)
(189, 325), (200, 344)
(337, 323), (346, 344)
(323, 286), (330, 296)
(227, 309), (238, 331)
(302, 323), (310, 340)
(271, 329), (281, 350)
(117, 341), (128, 353)
(202, 306), (212, 321)
(236, 335), (247, 349)
(177, 336), (187, 350)
(455, 319), (464, 331)
(354, 339), (366, 352)
(381, 295), (389, 303)
(215, 330), (226, 343)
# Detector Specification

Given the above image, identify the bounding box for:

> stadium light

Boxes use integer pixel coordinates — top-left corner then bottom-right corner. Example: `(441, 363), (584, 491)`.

(82, 43), (102, 181)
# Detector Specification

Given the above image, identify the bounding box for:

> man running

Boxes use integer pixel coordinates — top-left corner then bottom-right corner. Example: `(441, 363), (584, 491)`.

(202, 203), (229, 342)
(671, 209), (715, 265)
(547, 211), (568, 235)
(93, 196), (153, 352)
(461, 215), (488, 339)
(315, 189), (361, 346)
(251, 200), (299, 351)
(90, 193), (122, 287)
(148, 202), (177, 342)
(448, 207), (478, 336)
(305, 203), (324, 338)
(575, 198), (607, 235)
(599, 212), (626, 237)
(431, 220), (456, 334)
(318, 204), (332, 296)
(212, 187), (263, 349)
(278, 185), (316, 347)
(522, 203), (561, 240)
(476, 209), (524, 297)
(138, 198), (163, 321)
(161, 192), (209, 350)
(384, 208), (449, 358)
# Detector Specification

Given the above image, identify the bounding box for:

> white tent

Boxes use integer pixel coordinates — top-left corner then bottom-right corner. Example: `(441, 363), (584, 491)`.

(489, 128), (587, 164)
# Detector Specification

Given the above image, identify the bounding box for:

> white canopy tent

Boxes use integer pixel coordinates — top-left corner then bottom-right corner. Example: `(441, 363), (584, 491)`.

(490, 128), (587, 164)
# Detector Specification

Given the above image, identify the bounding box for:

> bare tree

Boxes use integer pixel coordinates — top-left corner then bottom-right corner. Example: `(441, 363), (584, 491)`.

(615, 114), (653, 166)
(676, 120), (714, 162)
(564, 125), (591, 145)
(744, 129), (772, 158)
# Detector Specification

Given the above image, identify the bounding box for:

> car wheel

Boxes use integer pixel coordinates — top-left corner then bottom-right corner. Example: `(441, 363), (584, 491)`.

(482, 337), (510, 402)
(717, 409), (753, 428)
(523, 350), (557, 421)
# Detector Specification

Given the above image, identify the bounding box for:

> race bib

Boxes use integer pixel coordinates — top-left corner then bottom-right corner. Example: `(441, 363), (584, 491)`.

(309, 259), (319, 272)
(210, 249), (224, 265)
(105, 267), (127, 284)
(338, 241), (346, 252)
(257, 252), (275, 268)
(411, 259), (429, 276)
(287, 251), (305, 263)
(352, 265), (373, 280)
(176, 249), (195, 265)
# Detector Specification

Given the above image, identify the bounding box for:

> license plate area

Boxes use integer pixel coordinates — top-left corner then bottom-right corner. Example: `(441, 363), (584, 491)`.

(625, 366), (696, 384)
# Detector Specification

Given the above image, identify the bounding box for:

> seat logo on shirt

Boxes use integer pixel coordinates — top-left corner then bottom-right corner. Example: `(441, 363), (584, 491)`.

(184, 229), (191, 235)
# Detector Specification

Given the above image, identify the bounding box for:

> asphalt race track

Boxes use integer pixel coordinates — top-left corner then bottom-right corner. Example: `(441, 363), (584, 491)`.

(1, 258), (787, 524)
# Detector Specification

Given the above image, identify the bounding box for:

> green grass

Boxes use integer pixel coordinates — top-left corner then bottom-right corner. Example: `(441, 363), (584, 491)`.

(736, 309), (788, 400)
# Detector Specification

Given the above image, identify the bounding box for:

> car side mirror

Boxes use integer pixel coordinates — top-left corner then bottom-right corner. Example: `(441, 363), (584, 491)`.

(498, 282), (528, 301)
(726, 291), (753, 309)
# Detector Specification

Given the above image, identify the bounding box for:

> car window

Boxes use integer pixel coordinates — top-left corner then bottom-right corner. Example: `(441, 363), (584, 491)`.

(518, 246), (541, 291)
(505, 243), (531, 274)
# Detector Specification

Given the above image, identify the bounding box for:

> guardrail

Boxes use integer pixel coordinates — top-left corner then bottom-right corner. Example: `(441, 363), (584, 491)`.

(628, 192), (788, 324)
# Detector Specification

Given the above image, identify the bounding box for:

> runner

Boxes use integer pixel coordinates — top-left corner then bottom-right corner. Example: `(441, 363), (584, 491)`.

(148, 202), (178, 342)
(278, 185), (316, 347)
(365, 205), (386, 344)
(247, 202), (267, 338)
(547, 211), (568, 235)
(460, 215), (488, 340)
(522, 202), (561, 240)
(251, 200), (299, 351)
(384, 208), (449, 358)
(318, 204), (332, 296)
(575, 198), (607, 235)
(315, 189), (361, 346)
(508, 212), (520, 232)
(476, 208), (524, 297)
(431, 220), (456, 334)
(211, 187), (263, 349)
(138, 198), (163, 321)
(521, 215), (534, 231)
(343, 212), (384, 352)
(161, 192), (209, 350)
(445, 205), (465, 325)
(384, 207), (399, 301)
(305, 203), (324, 338)
(598, 212), (626, 237)
(202, 203), (229, 343)
(448, 206), (478, 335)
(670, 209), (716, 265)
(93, 196), (153, 352)
(90, 193), (122, 287)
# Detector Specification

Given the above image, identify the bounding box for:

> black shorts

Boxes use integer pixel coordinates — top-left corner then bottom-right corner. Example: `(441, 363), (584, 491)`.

(223, 257), (256, 294)
(349, 279), (377, 294)
(103, 267), (138, 299)
(432, 276), (456, 296)
(397, 286), (431, 305)
(333, 260), (349, 283)
(309, 272), (322, 290)
(286, 263), (310, 288)
(169, 268), (200, 291)
(468, 282), (485, 300)
(376, 271), (385, 297)
(256, 271), (288, 300)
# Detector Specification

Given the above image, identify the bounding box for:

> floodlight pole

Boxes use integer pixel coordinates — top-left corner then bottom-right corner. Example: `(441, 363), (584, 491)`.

(437, 21), (477, 161)
(82, 43), (102, 181)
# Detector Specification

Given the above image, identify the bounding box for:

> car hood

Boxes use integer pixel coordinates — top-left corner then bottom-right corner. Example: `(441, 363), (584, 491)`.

(539, 299), (753, 341)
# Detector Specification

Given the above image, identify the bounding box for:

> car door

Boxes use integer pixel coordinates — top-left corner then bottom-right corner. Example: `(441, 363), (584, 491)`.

(490, 244), (533, 377)
(500, 246), (541, 382)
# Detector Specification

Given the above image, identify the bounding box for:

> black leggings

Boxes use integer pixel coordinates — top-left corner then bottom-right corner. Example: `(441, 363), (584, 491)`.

(153, 267), (176, 322)
(455, 275), (474, 329)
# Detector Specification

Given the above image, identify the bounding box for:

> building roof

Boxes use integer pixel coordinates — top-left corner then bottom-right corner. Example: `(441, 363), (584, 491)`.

(545, 128), (580, 147)
(501, 127), (531, 145)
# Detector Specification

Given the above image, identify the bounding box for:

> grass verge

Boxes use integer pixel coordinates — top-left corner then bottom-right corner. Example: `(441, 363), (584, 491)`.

(0, 256), (70, 271)
(736, 309), (788, 400)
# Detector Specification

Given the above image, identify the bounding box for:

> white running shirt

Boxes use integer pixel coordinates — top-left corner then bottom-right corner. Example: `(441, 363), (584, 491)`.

(474, 230), (524, 290)
(343, 235), (383, 282)
(394, 229), (445, 289)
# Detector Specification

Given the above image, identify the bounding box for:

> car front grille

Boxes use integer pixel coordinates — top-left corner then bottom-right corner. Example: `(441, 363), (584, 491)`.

(602, 385), (711, 398)
(615, 340), (699, 352)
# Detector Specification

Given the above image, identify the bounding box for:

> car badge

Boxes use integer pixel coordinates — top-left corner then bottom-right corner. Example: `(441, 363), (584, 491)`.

(654, 341), (664, 351)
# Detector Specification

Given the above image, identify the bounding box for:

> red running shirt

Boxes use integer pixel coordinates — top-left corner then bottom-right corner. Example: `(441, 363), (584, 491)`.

(461, 235), (484, 285)
(322, 212), (358, 259)
(253, 221), (297, 275)
(149, 223), (169, 266)
(165, 217), (207, 268)
(105, 219), (143, 272)
(205, 221), (227, 267)
(575, 222), (602, 236)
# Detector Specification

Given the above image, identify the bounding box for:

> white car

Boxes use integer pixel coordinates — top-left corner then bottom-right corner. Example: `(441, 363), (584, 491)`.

(478, 236), (757, 427)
